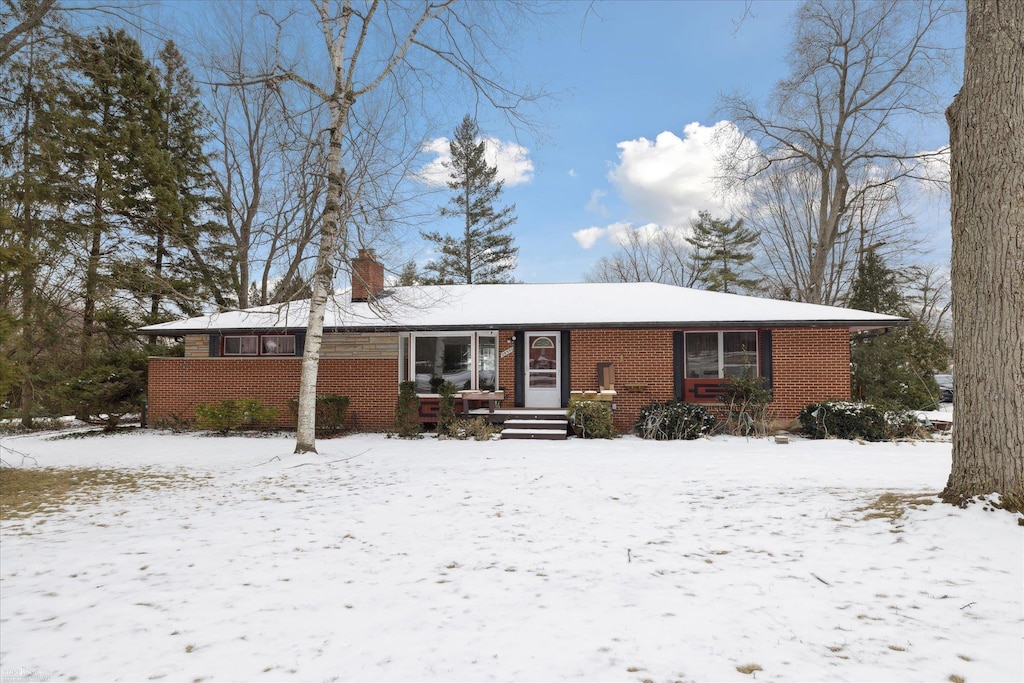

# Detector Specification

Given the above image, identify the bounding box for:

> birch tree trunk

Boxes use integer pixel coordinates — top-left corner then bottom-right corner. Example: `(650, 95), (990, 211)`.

(941, 0), (1024, 513)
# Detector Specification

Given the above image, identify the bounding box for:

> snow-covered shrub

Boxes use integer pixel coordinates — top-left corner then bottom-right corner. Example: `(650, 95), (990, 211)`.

(634, 400), (718, 440)
(568, 399), (616, 439)
(195, 399), (277, 433)
(799, 401), (919, 441)
(287, 395), (350, 435)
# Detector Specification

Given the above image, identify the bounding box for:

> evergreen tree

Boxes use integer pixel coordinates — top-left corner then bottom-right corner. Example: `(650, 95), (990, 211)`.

(0, 21), (79, 422)
(421, 115), (517, 284)
(849, 249), (949, 409)
(396, 260), (420, 286)
(686, 211), (758, 293)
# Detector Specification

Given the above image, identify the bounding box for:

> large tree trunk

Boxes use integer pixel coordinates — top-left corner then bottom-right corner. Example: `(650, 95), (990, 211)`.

(941, 0), (1024, 513)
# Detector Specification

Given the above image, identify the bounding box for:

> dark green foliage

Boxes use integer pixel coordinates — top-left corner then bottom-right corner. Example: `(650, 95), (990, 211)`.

(798, 401), (919, 441)
(421, 115), (518, 284)
(61, 349), (147, 431)
(195, 399), (277, 433)
(635, 400), (719, 440)
(718, 374), (775, 437)
(686, 211), (758, 293)
(849, 251), (950, 409)
(287, 395), (350, 436)
(567, 399), (616, 439)
(394, 380), (422, 438)
(435, 381), (458, 436)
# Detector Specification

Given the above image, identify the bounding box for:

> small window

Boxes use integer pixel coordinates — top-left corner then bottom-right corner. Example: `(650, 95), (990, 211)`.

(261, 335), (295, 355)
(224, 335), (258, 356)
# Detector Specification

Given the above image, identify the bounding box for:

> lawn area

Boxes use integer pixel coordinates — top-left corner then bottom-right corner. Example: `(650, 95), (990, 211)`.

(0, 430), (1020, 682)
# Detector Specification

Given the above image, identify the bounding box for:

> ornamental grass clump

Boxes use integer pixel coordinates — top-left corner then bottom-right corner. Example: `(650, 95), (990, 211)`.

(799, 401), (920, 441)
(634, 400), (718, 440)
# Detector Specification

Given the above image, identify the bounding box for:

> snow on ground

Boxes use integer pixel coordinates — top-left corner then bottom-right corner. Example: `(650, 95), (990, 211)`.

(1, 430), (1020, 683)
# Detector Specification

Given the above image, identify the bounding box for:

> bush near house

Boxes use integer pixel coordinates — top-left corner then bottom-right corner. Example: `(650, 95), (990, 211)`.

(634, 400), (718, 440)
(798, 401), (919, 441)
(393, 381), (422, 438)
(630, 401), (720, 444)
(567, 398), (616, 439)
(287, 395), (350, 436)
(195, 399), (277, 433)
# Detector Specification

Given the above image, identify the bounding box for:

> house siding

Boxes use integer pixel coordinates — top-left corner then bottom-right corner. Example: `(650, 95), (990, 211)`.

(184, 335), (209, 358)
(768, 327), (851, 418)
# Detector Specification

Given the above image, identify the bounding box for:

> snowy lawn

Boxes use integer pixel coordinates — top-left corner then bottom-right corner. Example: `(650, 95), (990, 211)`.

(0, 430), (1020, 683)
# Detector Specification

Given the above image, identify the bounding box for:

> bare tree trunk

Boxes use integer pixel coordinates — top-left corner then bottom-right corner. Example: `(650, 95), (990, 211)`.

(941, 0), (1024, 513)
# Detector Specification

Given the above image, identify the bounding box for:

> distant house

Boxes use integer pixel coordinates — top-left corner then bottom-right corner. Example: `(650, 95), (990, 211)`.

(140, 249), (905, 432)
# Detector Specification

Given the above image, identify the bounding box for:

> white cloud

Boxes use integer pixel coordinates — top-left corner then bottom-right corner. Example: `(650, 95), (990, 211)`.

(572, 221), (670, 250)
(417, 136), (534, 187)
(568, 168), (577, 177)
(586, 189), (609, 216)
(607, 121), (756, 227)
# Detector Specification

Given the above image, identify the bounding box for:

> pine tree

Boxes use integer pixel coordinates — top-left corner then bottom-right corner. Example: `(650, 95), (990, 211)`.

(0, 21), (79, 423)
(421, 115), (517, 284)
(848, 249), (949, 409)
(686, 211), (757, 293)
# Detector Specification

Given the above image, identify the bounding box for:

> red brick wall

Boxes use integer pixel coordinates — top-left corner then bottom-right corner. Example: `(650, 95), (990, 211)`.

(147, 326), (851, 434)
(570, 329), (676, 432)
(769, 327), (851, 418)
(147, 357), (398, 431)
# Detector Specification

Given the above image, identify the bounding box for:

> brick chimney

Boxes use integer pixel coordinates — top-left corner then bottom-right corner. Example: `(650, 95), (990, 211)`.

(351, 248), (385, 303)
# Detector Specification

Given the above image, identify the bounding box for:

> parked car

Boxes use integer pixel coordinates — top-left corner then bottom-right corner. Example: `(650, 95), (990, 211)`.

(935, 374), (954, 403)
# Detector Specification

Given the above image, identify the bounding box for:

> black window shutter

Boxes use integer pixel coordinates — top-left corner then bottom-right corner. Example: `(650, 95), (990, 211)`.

(560, 331), (571, 407)
(672, 331), (684, 400)
(759, 329), (773, 394)
(208, 333), (220, 357)
(513, 331), (525, 407)
(294, 332), (306, 356)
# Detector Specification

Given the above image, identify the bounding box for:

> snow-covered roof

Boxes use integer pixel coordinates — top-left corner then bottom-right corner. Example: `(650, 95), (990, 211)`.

(138, 282), (906, 334)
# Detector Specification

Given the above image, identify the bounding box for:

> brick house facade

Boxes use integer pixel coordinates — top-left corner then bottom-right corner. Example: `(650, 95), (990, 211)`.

(142, 250), (896, 433)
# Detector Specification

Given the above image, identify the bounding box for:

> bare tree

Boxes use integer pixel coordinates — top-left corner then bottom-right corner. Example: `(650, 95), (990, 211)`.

(720, 0), (960, 305)
(202, 6), (326, 308)
(242, 1), (538, 454)
(941, 0), (1023, 514)
(585, 229), (704, 287)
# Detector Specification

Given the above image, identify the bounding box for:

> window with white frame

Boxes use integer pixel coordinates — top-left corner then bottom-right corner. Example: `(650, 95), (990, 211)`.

(685, 331), (758, 378)
(223, 334), (296, 356)
(399, 332), (499, 394)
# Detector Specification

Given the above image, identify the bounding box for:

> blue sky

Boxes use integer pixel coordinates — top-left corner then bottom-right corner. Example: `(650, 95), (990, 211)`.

(141, 0), (960, 286)
(409, 0), (961, 284)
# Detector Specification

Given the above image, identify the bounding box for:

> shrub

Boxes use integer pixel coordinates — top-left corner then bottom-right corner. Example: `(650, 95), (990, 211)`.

(195, 399), (277, 433)
(567, 399), (616, 439)
(436, 381), (458, 436)
(798, 401), (920, 441)
(718, 374), (776, 437)
(287, 395), (350, 435)
(446, 417), (501, 441)
(394, 380), (422, 438)
(635, 400), (718, 440)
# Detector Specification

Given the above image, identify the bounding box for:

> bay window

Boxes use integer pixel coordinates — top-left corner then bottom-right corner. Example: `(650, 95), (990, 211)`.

(399, 332), (499, 394)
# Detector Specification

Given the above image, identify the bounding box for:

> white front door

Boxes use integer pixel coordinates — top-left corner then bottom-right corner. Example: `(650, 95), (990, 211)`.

(524, 332), (560, 408)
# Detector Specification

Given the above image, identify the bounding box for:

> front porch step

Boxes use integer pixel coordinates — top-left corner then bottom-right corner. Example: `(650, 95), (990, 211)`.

(500, 417), (569, 440)
(503, 419), (566, 430)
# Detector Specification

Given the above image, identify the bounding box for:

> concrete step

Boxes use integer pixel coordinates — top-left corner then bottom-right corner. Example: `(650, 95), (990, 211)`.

(500, 428), (568, 441)
(503, 419), (567, 431)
